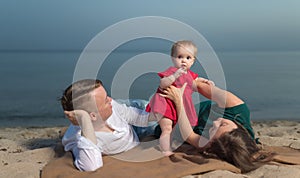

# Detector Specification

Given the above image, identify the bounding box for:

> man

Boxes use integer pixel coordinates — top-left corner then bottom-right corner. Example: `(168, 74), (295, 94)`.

(60, 79), (154, 171)
(60, 78), (216, 172)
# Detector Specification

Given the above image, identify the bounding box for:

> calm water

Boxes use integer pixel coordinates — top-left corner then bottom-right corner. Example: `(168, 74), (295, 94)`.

(0, 51), (299, 127)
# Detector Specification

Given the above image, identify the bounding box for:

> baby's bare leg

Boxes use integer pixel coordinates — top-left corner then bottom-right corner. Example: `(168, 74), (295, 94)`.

(159, 118), (174, 156)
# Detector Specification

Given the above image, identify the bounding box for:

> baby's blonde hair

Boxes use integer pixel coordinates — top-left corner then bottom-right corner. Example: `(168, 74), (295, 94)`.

(171, 40), (198, 58)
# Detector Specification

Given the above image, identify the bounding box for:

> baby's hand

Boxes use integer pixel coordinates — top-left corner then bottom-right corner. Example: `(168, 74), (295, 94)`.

(173, 68), (186, 78)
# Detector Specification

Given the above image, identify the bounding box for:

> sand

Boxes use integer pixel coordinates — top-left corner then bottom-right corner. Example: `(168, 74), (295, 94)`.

(1, 120), (300, 178)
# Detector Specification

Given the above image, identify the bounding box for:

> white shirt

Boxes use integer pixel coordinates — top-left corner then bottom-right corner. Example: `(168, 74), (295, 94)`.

(62, 99), (150, 171)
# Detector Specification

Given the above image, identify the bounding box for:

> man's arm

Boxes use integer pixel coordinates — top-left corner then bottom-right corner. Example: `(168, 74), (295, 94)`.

(63, 110), (102, 171)
(113, 100), (150, 127)
(64, 110), (97, 144)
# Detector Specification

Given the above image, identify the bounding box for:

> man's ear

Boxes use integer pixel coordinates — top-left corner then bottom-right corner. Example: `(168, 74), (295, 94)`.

(89, 112), (98, 121)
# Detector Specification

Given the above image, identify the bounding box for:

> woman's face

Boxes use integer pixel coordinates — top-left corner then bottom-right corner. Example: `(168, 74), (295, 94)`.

(209, 118), (238, 140)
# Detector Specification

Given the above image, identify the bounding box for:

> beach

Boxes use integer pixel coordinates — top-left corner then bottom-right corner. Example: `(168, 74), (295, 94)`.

(0, 120), (300, 178)
(1, 0), (300, 176)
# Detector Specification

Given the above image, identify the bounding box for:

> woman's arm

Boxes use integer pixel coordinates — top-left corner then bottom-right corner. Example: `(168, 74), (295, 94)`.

(192, 77), (215, 92)
(195, 79), (244, 108)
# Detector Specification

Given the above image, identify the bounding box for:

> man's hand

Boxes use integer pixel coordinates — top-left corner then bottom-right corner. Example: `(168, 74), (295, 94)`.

(64, 110), (89, 125)
(65, 110), (97, 144)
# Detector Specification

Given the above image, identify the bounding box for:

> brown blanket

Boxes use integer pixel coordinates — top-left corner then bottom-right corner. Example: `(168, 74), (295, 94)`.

(42, 142), (300, 178)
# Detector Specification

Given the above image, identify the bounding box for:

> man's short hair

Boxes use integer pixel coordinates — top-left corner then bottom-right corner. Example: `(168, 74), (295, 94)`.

(60, 79), (103, 112)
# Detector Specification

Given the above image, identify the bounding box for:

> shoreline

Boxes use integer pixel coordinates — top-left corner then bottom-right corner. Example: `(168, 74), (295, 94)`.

(0, 120), (300, 178)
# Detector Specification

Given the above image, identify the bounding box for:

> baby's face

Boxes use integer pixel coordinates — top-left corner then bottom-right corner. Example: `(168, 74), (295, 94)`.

(172, 46), (195, 71)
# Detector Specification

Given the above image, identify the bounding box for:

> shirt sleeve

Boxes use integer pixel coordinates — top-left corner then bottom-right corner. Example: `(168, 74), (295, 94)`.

(62, 125), (103, 171)
(158, 66), (177, 78)
(74, 136), (103, 171)
(113, 100), (149, 127)
(188, 70), (199, 79)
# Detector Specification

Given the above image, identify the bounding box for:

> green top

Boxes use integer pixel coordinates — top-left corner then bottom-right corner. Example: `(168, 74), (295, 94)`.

(193, 101), (255, 140)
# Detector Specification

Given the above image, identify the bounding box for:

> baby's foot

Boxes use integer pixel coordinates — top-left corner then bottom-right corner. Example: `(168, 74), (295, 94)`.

(162, 151), (174, 157)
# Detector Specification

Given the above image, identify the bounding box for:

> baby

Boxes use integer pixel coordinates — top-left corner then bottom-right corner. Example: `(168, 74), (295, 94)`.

(146, 40), (210, 156)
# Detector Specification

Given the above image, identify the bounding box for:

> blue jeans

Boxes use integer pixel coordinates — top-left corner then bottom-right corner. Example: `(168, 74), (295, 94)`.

(132, 121), (158, 140)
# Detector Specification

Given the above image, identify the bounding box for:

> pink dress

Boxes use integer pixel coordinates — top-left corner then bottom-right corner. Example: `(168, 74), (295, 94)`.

(146, 67), (198, 126)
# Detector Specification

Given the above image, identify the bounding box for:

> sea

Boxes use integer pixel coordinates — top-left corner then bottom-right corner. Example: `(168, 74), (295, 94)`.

(0, 50), (300, 127)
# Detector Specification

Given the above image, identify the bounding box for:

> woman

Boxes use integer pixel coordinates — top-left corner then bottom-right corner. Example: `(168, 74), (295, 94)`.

(160, 80), (274, 173)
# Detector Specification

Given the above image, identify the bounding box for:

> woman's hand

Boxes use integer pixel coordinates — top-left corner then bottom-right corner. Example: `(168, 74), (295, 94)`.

(160, 83), (199, 146)
(64, 110), (89, 125)
(159, 83), (187, 104)
(197, 77), (215, 86)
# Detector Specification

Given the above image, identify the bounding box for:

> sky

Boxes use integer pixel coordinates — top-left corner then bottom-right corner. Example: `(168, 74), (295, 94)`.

(0, 0), (300, 124)
(0, 0), (300, 52)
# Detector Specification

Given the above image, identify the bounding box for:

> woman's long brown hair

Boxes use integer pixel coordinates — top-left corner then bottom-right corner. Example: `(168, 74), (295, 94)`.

(205, 122), (276, 173)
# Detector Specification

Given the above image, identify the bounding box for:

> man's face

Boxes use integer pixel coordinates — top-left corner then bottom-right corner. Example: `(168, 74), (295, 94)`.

(91, 86), (113, 121)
